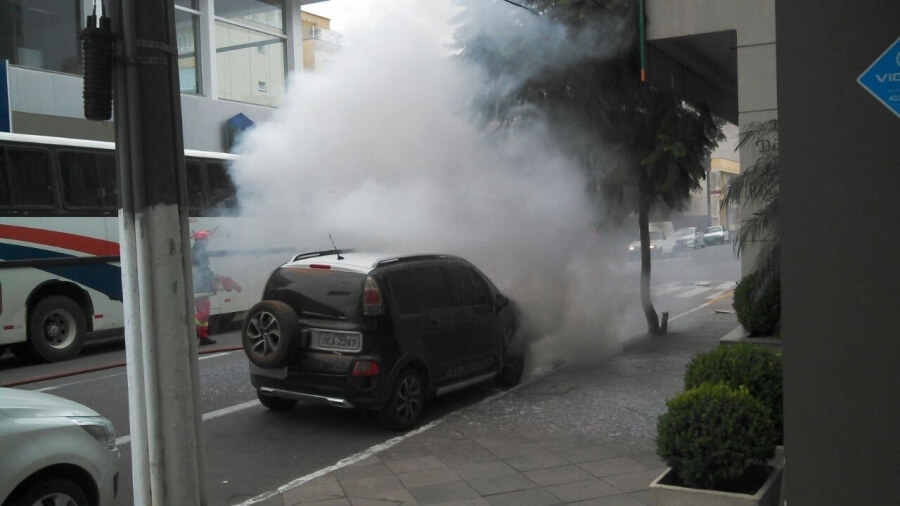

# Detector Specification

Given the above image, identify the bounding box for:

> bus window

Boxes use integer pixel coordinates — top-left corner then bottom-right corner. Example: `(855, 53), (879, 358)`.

(59, 151), (103, 208)
(186, 160), (206, 214)
(96, 153), (119, 209)
(0, 150), (11, 207)
(207, 161), (238, 211)
(6, 148), (57, 208)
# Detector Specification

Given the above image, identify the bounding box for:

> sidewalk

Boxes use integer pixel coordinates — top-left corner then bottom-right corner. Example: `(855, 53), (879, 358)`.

(253, 297), (740, 506)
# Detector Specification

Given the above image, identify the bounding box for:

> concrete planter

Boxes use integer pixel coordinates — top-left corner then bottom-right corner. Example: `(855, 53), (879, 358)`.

(649, 465), (783, 506)
(719, 326), (781, 351)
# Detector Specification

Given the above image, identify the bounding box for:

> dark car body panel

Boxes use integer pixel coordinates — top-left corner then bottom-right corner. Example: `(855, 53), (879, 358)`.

(248, 254), (516, 411)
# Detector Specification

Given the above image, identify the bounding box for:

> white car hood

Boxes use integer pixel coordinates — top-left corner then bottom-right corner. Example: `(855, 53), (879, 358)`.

(0, 388), (99, 419)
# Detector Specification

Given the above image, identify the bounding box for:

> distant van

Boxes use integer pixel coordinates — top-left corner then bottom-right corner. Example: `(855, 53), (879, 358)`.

(627, 221), (677, 257)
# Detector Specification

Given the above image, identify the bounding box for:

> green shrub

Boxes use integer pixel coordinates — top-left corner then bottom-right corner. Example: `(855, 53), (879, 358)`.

(733, 272), (780, 335)
(656, 383), (777, 491)
(684, 344), (783, 444)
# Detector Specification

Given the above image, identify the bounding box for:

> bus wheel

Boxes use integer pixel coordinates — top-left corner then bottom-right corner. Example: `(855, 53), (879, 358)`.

(27, 296), (87, 362)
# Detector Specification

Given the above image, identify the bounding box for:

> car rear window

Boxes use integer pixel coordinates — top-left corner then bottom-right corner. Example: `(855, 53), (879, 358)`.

(265, 267), (366, 320)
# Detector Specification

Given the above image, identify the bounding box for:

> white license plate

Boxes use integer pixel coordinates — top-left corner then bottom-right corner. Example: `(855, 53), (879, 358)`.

(312, 331), (361, 352)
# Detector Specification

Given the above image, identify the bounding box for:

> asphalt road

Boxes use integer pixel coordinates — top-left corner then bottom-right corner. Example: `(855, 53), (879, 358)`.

(0, 240), (740, 505)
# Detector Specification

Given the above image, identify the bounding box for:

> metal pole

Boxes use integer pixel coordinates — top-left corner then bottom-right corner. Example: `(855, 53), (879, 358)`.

(111, 0), (207, 503)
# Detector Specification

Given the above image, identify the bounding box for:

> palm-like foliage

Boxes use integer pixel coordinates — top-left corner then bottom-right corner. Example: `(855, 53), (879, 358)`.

(721, 119), (779, 306)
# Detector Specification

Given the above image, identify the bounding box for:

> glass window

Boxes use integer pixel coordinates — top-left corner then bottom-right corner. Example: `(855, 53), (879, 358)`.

(0, 0), (81, 74)
(59, 151), (101, 208)
(0, 150), (11, 207)
(176, 9), (201, 94)
(185, 161), (206, 213)
(215, 0), (284, 33)
(5, 148), (56, 208)
(206, 161), (237, 210)
(414, 265), (454, 311)
(215, 20), (285, 106)
(175, 0), (199, 9)
(58, 151), (117, 210)
(389, 269), (420, 316)
(446, 264), (492, 307)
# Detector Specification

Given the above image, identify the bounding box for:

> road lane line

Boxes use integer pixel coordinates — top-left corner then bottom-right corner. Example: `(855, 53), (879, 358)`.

(668, 289), (734, 323)
(116, 399), (259, 447)
(675, 286), (712, 298)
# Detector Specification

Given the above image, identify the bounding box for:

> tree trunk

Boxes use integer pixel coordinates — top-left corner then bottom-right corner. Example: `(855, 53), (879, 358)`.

(638, 172), (662, 336)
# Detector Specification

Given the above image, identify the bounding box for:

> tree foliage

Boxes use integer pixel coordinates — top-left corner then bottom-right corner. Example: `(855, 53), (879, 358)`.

(452, 0), (723, 334)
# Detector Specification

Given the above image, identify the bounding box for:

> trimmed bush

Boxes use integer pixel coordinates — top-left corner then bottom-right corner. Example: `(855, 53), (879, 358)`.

(733, 271), (780, 335)
(656, 383), (777, 491)
(684, 344), (783, 444)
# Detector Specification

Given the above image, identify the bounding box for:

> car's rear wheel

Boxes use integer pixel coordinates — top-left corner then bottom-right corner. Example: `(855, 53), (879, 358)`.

(257, 390), (297, 411)
(497, 352), (524, 387)
(6, 477), (88, 506)
(242, 300), (301, 368)
(378, 368), (424, 431)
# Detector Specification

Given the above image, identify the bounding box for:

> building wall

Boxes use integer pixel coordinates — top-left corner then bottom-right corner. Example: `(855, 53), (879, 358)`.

(778, 2), (900, 504)
(2, 0), (328, 152)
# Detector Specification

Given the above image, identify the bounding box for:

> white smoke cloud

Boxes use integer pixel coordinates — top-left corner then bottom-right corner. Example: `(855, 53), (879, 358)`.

(229, 0), (639, 369)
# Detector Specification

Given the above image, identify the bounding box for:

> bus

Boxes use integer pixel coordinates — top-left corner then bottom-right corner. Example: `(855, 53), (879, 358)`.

(0, 132), (292, 362)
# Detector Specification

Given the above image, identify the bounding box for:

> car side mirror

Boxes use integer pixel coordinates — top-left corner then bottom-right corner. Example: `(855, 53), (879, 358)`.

(495, 294), (509, 312)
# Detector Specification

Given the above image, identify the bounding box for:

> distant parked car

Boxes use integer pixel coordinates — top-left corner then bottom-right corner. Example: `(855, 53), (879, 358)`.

(703, 225), (731, 245)
(628, 231), (675, 258)
(674, 227), (706, 250)
(0, 387), (120, 506)
(242, 250), (525, 430)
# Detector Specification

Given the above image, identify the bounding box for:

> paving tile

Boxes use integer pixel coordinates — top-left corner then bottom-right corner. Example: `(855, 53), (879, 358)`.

(436, 447), (501, 467)
(447, 460), (518, 481)
(484, 488), (562, 506)
(397, 466), (461, 489)
(505, 454), (569, 472)
(568, 492), (648, 506)
(281, 475), (344, 504)
(333, 462), (395, 481)
(485, 441), (548, 459)
(544, 478), (620, 502)
(600, 468), (666, 493)
(628, 452), (666, 470)
(578, 457), (647, 477)
(407, 480), (481, 504)
(339, 474), (405, 498)
(347, 488), (419, 505)
(466, 472), (538, 495)
(385, 455), (446, 474)
(523, 464), (595, 486)
(289, 499), (351, 506)
(557, 445), (620, 464)
(429, 499), (490, 506)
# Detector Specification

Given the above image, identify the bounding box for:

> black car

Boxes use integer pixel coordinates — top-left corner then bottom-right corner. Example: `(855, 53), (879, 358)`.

(241, 250), (525, 430)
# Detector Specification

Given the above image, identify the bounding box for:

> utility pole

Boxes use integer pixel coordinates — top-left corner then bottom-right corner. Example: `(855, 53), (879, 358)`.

(108, 0), (207, 503)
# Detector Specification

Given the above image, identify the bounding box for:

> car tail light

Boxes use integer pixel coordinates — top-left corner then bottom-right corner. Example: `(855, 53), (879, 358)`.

(309, 264), (331, 270)
(352, 360), (380, 377)
(363, 276), (383, 316)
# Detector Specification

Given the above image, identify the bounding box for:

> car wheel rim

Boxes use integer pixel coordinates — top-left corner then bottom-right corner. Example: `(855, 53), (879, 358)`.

(395, 375), (422, 424)
(30, 492), (79, 506)
(246, 311), (281, 358)
(43, 310), (77, 350)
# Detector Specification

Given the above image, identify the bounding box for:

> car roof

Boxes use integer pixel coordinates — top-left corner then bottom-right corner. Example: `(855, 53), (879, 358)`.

(283, 251), (458, 275)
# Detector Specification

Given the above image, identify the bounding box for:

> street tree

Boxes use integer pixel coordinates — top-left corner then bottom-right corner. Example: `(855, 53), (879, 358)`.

(452, 0), (723, 335)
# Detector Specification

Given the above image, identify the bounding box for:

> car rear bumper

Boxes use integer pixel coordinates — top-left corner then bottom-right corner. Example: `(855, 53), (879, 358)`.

(250, 363), (384, 409)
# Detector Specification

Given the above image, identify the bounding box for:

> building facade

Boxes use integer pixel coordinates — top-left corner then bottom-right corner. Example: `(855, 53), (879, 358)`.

(0, 0), (330, 152)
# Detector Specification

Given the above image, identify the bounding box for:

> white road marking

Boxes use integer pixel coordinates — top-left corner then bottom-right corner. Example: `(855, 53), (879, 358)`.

(669, 289), (734, 322)
(36, 372), (125, 392)
(116, 399), (259, 447)
(675, 286), (712, 298)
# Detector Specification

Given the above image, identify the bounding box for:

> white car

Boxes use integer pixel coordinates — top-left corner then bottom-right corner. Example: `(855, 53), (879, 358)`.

(627, 231), (674, 258)
(703, 225), (731, 245)
(0, 387), (120, 506)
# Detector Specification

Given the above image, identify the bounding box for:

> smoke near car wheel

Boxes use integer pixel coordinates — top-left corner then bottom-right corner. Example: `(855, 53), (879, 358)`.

(241, 300), (301, 368)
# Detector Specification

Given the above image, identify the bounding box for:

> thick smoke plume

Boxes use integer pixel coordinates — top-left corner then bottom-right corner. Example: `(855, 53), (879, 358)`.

(229, 1), (639, 369)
